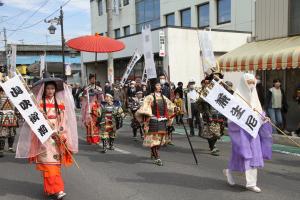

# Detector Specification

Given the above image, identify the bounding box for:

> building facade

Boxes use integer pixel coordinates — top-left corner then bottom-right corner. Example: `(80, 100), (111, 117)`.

(90, 0), (254, 36)
(4, 44), (81, 84)
(219, 0), (300, 131)
(84, 0), (254, 85)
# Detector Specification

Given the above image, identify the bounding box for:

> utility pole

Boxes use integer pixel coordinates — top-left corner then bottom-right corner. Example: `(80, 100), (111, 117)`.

(3, 27), (7, 66)
(107, 0), (114, 83)
(60, 6), (66, 80)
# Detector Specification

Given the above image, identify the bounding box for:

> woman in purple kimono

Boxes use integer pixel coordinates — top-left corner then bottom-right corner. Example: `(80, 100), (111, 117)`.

(223, 73), (273, 193)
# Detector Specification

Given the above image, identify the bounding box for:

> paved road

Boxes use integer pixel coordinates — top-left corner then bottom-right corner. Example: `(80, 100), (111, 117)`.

(0, 123), (299, 200)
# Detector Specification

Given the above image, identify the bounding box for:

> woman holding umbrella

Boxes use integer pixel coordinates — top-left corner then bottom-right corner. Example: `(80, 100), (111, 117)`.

(16, 77), (78, 200)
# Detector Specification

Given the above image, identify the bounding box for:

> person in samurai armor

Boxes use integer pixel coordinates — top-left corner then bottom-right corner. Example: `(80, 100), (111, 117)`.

(0, 87), (18, 157)
(99, 93), (124, 153)
(16, 78), (78, 199)
(197, 78), (225, 156)
(136, 79), (176, 166)
(223, 73), (272, 193)
(81, 74), (104, 145)
(128, 90), (144, 141)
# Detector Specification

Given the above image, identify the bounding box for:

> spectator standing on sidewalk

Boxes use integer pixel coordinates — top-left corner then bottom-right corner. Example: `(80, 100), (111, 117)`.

(266, 79), (288, 133)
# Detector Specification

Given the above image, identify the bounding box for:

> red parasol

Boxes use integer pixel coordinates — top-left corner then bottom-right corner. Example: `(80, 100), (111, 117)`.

(66, 33), (125, 53)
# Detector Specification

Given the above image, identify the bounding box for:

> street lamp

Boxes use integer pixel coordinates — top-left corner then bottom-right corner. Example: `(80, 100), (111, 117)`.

(48, 24), (57, 35)
(44, 6), (66, 80)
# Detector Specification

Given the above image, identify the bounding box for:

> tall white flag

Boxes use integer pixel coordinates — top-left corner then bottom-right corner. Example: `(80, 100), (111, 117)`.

(9, 44), (17, 74)
(142, 25), (157, 79)
(120, 49), (142, 86)
(198, 30), (216, 73)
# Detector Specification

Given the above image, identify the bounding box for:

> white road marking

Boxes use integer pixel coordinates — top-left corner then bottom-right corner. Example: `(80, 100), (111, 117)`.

(78, 135), (131, 155)
(114, 148), (131, 154)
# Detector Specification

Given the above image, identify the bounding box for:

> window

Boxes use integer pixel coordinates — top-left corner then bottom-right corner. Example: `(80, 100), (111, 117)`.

(180, 8), (191, 27)
(114, 28), (121, 38)
(98, 0), (103, 16)
(198, 3), (209, 28)
(123, 0), (129, 6)
(217, 0), (231, 24)
(289, 0), (300, 35)
(135, 0), (160, 32)
(165, 13), (175, 26)
(123, 25), (130, 36)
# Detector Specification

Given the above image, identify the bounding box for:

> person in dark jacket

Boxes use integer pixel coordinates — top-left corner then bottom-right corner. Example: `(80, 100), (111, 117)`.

(159, 74), (170, 99)
(72, 83), (82, 108)
(174, 82), (184, 99)
(265, 79), (288, 133)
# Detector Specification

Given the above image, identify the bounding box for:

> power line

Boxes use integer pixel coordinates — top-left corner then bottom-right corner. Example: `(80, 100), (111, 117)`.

(6, 0), (72, 33)
(0, 3), (38, 24)
(8, 0), (50, 37)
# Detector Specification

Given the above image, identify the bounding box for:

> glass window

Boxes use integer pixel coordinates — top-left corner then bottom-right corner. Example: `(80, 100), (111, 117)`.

(217, 0), (231, 24)
(289, 0), (300, 35)
(123, 26), (130, 36)
(135, 0), (160, 32)
(123, 0), (129, 6)
(166, 13), (175, 26)
(198, 3), (209, 28)
(181, 8), (191, 27)
(115, 28), (121, 38)
(98, 0), (103, 16)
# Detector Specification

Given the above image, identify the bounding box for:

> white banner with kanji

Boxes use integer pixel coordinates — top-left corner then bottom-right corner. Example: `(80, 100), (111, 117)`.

(142, 25), (157, 79)
(120, 49), (142, 86)
(200, 80), (263, 138)
(0, 75), (54, 143)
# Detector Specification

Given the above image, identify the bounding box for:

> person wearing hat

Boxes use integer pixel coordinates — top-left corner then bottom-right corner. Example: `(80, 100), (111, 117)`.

(81, 74), (103, 145)
(185, 78), (201, 137)
(17, 78), (78, 199)
(127, 80), (137, 98)
(135, 79), (176, 166)
(99, 93), (125, 153)
(128, 90), (144, 140)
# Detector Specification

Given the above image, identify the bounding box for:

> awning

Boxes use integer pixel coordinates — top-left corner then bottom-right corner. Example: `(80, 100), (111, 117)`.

(218, 36), (300, 71)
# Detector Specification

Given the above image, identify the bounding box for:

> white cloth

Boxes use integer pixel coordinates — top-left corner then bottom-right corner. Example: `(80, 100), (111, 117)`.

(245, 168), (258, 187)
(187, 90), (199, 118)
(234, 73), (263, 114)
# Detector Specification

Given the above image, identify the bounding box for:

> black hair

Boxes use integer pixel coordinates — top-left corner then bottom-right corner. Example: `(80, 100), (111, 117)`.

(89, 74), (96, 80)
(177, 82), (183, 86)
(42, 81), (60, 116)
(273, 79), (281, 83)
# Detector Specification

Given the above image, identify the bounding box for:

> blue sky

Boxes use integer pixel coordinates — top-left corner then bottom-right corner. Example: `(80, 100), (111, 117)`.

(0, 0), (91, 50)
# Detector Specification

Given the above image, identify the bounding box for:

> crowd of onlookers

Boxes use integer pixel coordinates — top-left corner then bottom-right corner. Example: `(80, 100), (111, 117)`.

(70, 75), (300, 137)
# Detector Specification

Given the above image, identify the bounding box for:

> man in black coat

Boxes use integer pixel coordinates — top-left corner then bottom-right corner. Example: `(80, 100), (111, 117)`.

(174, 82), (184, 99)
(72, 83), (82, 108)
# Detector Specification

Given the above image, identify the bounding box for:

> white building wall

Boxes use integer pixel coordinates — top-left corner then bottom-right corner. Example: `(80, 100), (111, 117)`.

(90, 0), (254, 36)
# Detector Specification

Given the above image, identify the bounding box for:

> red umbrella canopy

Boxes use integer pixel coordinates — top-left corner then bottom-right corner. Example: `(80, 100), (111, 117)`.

(66, 33), (125, 53)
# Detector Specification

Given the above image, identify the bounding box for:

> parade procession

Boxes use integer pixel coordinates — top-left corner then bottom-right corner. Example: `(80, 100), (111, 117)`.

(0, 1), (300, 200)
